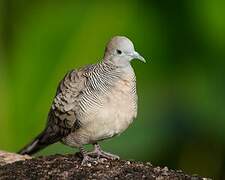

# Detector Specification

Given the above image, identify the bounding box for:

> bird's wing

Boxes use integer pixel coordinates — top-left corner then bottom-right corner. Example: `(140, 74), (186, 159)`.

(47, 68), (88, 137)
(36, 67), (92, 148)
(18, 67), (92, 155)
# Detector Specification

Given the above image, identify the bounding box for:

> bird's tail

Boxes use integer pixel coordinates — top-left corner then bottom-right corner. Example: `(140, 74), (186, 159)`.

(18, 127), (62, 155)
(18, 131), (47, 155)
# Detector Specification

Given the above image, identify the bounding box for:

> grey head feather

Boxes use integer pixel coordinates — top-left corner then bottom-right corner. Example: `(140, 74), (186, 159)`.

(103, 36), (145, 67)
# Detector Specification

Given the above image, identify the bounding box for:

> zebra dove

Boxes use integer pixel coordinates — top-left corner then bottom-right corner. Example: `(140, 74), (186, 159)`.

(18, 36), (145, 164)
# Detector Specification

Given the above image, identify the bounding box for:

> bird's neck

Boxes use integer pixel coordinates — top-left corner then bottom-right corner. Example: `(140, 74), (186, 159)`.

(103, 54), (131, 68)
(103, 55), (132, 69)
(101, 59), (133, 74)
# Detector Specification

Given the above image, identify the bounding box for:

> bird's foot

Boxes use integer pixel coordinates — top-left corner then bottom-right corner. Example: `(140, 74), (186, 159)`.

(79, 147), (97, 165)
(96, 150), (120, 160)
(81, 154), (96, 165)
(87, 144), (120, 160)
(79, 144), (119, 165)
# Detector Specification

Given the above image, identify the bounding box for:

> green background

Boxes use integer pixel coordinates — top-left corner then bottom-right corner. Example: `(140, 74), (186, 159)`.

(0, 0), (225, 179)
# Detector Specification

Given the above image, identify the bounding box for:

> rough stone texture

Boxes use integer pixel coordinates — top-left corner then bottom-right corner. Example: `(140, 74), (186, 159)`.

(0, 153), (211, 180)
(0, 151), (31, 166)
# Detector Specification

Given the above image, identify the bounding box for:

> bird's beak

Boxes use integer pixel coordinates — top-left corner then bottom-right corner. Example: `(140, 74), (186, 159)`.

(132, 51), (146, 63)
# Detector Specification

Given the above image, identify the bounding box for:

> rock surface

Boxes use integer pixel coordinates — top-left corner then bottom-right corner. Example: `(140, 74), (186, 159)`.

(0, 153), (210, 180)
(0, 151), (31, 166)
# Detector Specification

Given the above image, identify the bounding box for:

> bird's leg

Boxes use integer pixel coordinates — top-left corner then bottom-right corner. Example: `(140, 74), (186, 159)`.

(79, 146), (96, 165)
(87, 143), (120, 160)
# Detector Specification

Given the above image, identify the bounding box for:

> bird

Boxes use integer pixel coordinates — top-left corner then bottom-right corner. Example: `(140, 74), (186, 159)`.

(18, 36), (146, 164)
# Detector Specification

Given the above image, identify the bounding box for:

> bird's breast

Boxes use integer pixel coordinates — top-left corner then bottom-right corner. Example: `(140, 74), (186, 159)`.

(63, 67), (138, 146)
(84, 71), (137, 142)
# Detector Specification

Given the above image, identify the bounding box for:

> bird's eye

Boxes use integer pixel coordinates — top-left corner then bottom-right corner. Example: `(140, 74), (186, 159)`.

(116, 49), (122, 55)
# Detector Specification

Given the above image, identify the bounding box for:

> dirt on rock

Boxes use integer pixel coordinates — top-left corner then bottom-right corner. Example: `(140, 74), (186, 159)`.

(0, 154), (209, 180)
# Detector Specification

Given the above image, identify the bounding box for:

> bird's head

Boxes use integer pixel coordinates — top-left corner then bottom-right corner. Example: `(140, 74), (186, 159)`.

(103, 36), (145, 67)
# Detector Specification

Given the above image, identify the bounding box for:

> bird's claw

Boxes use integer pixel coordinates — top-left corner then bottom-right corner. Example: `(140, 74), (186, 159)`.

(86, 148), (120, 160)
(97, 151), (120, 160)
(81, 155), (96, 165)
(80, 144), (120, 165)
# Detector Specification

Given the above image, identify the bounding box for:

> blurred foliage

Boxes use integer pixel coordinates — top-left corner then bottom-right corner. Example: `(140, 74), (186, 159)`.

(0, 0), (225, 179)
